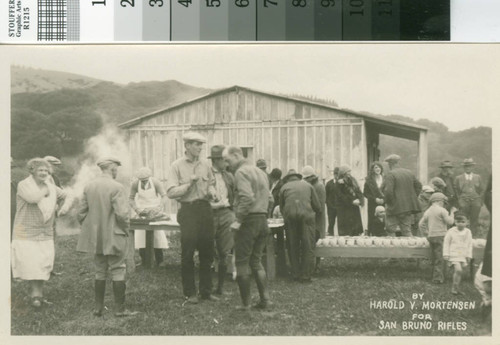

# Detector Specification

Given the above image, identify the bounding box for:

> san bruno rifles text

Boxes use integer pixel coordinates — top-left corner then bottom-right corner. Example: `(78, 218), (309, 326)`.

(371, 293), (474, 331)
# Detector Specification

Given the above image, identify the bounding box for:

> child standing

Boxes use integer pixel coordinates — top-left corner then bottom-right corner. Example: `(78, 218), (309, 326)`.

(444, 213), (473, 295)
(371, 205), (387, 236)
(419, 193), (456, 284)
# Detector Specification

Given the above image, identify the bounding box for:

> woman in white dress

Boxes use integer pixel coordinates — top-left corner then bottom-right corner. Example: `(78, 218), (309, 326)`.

(11, 158), (71, 308)
(129, 167), (169, 266)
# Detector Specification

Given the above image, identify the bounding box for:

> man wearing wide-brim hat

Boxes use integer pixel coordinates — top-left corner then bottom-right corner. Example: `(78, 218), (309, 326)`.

(166, 132), (219, 304)
(436, 160), (457, 210)
(453, 158), (484, 237)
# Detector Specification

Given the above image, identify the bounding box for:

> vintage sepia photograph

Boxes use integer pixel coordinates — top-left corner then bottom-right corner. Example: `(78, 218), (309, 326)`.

(1, 44), (497, 342)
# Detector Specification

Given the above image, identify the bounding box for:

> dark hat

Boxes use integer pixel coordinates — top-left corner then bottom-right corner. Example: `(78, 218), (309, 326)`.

(283, 172), (302, 183)
(338, 165), (351, 177)
(208, 145), (225, 159)
(256, 159), (267, 169)
(461, 158), (476, 166)
(439, 160), (453, 168)
(96, 156), (121, 168)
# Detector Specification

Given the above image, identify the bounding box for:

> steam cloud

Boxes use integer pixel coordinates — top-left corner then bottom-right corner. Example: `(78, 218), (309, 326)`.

(67, 126), (132, 198)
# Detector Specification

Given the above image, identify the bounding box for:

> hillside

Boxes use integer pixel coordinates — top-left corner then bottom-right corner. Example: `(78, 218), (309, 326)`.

(10, 69), (491, 184)
(11, 65), (104, 94)
(11, 75), (212, 160)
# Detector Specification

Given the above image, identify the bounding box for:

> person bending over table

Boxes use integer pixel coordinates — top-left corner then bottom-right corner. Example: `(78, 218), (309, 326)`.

(130, 167), (169, 267)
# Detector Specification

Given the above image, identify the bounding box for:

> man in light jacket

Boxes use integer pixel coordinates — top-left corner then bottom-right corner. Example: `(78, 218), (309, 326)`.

(77, 157), (137, 317)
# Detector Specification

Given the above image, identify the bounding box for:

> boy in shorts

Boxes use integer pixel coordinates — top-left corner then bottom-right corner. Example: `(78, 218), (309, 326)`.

(443, 212), (473, 294)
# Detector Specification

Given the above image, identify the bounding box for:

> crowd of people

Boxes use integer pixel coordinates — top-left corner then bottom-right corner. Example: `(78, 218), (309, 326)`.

(10, 131), (492, 318)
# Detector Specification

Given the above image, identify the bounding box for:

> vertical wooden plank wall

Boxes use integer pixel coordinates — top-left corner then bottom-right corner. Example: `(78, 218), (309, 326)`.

(127, 89), (370, 215)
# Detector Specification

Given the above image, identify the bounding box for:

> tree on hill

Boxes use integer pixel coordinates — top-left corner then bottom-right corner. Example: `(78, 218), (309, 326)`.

(11, 107), (102, 159)
(49, 107), (103, 156)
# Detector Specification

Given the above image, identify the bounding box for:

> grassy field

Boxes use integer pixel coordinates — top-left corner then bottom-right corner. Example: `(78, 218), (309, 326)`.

(11, 231), (491, 336)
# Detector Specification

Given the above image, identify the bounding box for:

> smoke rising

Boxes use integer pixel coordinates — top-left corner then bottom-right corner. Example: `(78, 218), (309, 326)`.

(67, 125), (132, 198)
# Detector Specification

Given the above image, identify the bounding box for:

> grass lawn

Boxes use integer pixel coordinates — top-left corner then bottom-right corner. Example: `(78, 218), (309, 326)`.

(11, 232), (491, 336)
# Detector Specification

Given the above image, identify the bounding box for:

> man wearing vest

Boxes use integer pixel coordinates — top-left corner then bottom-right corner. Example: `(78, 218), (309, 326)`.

(454, 158), (484, 237)
(208, 145), (236, 295)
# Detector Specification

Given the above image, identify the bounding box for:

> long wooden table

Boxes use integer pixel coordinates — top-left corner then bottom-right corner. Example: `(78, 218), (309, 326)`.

(131, 217), (285, 281)
(131, 217), (181, 268)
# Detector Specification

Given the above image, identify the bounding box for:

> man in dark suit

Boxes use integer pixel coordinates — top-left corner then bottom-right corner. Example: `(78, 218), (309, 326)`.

(383, 154), (422, 237)
(437, 160), (457, 209)
(325, 167), (339, 236)
(280, 172), (322, 282)
(454, 158), (484, 237)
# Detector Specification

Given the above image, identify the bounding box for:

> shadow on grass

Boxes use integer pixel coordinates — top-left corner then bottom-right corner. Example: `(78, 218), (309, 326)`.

(11, 234), (491, 336)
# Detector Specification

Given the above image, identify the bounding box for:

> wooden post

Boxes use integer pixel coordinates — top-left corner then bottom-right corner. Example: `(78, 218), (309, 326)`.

(274, 226), (287, 277)
(145, 230), (155, 268)
(264, 231), (276, 280)
(417, 130), (428, 184)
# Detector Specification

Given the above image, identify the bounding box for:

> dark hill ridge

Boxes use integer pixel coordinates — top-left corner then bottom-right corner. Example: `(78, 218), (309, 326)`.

(12, 79), (212, 124)
(11, 65), (105, 94)
(10, 68), (491, 182)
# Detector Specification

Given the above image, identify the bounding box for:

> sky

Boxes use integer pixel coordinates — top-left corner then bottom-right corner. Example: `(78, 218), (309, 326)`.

(2, 44), (500, 131)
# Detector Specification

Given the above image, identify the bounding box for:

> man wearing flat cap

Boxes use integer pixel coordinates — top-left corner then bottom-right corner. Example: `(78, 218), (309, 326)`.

(436, 160), (457, 210)
(208, 145), (236, 295)
(77, 157), (137, 317)
(166, 132), (219, 304)
(453, 158), (484, 237)
(382, 154), (422, 237)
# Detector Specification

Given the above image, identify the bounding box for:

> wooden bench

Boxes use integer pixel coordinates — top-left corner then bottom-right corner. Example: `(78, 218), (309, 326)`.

(315, 244), (485, 278)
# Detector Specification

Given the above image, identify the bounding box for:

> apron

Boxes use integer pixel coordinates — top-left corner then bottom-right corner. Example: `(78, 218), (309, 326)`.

(134, 178), (169, 249)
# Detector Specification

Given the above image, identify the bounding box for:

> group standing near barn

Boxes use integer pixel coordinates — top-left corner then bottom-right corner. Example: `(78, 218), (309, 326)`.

(10, 130), (491, 318)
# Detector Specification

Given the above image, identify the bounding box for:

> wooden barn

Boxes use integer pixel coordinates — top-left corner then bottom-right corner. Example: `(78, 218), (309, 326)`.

(119, 85), (428, 215)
